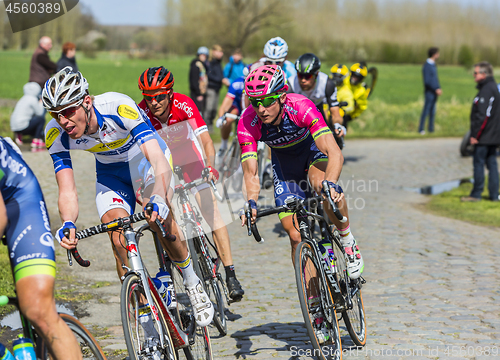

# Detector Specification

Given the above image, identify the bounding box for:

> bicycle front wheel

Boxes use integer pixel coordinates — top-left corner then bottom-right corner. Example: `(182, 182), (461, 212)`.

(295, 241), (342, 360)
(332, 239), (367, 346)
(38, 313), (106, 360)
(168, 262), (213, 360)
(121, 273), (176, 360)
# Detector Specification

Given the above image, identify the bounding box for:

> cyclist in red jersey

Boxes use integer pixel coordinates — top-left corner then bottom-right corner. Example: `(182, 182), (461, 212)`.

(138, 67), (244, 300)
(239, 65), (364, 280)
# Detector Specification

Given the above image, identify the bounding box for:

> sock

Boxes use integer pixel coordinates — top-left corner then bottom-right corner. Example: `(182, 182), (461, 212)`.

(221, 139), (228, 149)
(173, 256), (199, 287)
(339, 225), (355, 245)
(138, 305), (159, 339)
(225, 265), (236, 280)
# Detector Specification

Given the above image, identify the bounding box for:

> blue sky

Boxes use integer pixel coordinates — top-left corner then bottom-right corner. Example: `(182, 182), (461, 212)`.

(79, 0), (497, 27)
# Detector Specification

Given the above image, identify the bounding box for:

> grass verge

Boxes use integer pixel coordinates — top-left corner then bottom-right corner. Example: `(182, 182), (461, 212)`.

(425, 182), (500, 228)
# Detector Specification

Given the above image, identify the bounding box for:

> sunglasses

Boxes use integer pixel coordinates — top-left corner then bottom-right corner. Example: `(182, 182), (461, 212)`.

(49, 100), (83, 120)
(298, 73), (314, 80)
(249, 93), (282, 108)
(265, 59), (284, 66)
(142, 91), (170, 103)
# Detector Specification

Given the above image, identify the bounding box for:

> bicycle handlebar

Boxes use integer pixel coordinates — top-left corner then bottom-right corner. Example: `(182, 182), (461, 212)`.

(64, 203), (175, 267)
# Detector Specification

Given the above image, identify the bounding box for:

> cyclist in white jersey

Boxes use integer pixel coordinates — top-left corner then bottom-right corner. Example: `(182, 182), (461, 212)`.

(287, 53), (345, 137)
(42, 67), (214, 327)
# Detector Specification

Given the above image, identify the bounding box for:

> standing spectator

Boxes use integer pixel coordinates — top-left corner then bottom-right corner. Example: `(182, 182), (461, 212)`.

(189, 46), (209, 116)
(29, 36), (57, 89)
(205, 45), (224, 127)
(418, 47), (442, 135)
(461, 62), (500, 202)
(223, 48), (245, 86)
(10, 82), (46, 148)
(56, 42), (79, 72)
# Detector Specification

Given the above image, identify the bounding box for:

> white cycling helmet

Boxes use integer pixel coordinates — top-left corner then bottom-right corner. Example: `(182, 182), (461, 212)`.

(42, 66), (89, 110)
(263, 37), (288, 61)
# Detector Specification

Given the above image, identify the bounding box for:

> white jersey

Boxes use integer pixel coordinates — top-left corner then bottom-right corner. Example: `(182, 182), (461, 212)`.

(288, 72), (338, 108)
(45, 92), (162, 172)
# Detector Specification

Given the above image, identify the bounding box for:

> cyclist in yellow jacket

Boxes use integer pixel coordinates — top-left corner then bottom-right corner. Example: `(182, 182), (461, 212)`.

(330, 64), (355, 123)
(349, 62), (369, 121)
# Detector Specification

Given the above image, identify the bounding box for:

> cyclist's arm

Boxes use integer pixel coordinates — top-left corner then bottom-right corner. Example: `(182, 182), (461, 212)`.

(0, 191), (7, 237)
(315, 132), (343, 184)
(242, 158), (259, 203)
(198, 131), (215, 168)
(55, 167), (79, 223)
(218, 95), (235, 118)
(329, 106), (342, 125)
(139, 139), (172, 201)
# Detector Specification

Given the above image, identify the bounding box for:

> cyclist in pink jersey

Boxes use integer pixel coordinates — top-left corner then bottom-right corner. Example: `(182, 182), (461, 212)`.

(138, 66), (244, 300)
(238, 65), (364, 280)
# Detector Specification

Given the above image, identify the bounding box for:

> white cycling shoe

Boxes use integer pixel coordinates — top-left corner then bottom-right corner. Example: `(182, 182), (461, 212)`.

(142, 337), (162, 360)
(341, 238), (364, 280)
(185, 280), (214, 327)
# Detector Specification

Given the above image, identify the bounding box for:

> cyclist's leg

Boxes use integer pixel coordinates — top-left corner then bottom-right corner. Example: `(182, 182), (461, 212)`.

(6, 193), (81, 360)
(308, 151), (364, 279)
(219, 107), (238, 150)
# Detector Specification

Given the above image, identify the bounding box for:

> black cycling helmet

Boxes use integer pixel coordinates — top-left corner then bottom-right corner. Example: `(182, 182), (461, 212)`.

(138, 66), (174, 91)
(295, 53), (321, 75)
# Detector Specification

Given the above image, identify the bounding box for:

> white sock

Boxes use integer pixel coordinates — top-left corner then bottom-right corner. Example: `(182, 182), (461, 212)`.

(339, 225), (355, 246)
(139, 305), (159, 339)
(174, 256), (199, 287)
(221, 139), (228, 150)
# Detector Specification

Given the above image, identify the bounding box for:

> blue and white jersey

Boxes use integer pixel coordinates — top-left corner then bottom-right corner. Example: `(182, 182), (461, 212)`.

(0, 137), (34, 201)
(282, 60), (297, 80)
(45, 92), (164, 173)
(226, 76), (245, 113)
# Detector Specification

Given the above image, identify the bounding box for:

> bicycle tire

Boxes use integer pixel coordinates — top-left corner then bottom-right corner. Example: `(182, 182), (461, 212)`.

(460, 130), (474, 157)
(194, 234), (227, 336)
(218, 142), (236, 201)
(295, 241), (342, 360)
(121, 273), (176, 360)
(167, 261), (213, 360)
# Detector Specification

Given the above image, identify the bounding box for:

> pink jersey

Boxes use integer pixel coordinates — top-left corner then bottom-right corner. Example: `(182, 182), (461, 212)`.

(237, 93), (331, 162)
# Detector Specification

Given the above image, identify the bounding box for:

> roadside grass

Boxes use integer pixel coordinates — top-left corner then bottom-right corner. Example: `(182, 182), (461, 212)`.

(426, 182), (500, 228)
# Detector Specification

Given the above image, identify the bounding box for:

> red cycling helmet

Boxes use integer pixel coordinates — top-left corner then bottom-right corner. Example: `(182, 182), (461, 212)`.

(138, 66), (174, 91)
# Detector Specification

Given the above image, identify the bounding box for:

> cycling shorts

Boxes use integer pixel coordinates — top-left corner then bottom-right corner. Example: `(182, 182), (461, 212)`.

(271, 142), (328, 219)
(97, 148), (175, 219)
(5, 181), (56, 282)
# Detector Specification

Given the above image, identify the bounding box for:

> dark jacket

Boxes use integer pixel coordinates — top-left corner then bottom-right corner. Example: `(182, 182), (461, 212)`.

(422, 59), (440, 92)
(470, 76), (500, 145)
(56, 53), (79, 73)
(29, 46), (57, 88)
(189, 58), (208, 96)
(207, 58), (224, 92)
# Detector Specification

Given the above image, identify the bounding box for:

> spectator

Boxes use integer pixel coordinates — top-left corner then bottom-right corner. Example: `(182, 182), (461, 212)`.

(418, 47), (442, 135)
(56, 42), (79, 72)
(205, 44), (225, 127)
(10, 82), (46, 148)
(223, 48), (245, 86)
(461, 62), (500, 202)
(189, 46), (209, 116)
(29, 36), (57, 89)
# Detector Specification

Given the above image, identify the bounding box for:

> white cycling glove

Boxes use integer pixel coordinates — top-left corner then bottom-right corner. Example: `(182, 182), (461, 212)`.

(334, 123), (347, 135)
(216, 116), (225, 128)
(149, 195), (170, 219)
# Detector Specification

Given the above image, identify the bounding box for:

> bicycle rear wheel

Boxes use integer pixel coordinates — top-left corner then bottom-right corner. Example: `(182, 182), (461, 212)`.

(332, 236), (367, 346)
(38, 313), (106, 360)
(168, 262), (213, 360)
(121, 273), (176, 360)
(295, 241), (342, 360)
(218, 143), (236, 201)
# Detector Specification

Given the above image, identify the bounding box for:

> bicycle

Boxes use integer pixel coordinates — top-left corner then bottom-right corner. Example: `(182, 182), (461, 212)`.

(172, 166), (228, 337)
(66, 205), (212, 360)
(0, 238), (106, 359)
(244, 181), (366, 359)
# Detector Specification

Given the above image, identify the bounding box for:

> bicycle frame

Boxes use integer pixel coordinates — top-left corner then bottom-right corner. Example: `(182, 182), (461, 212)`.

(120, 222), (191, 350)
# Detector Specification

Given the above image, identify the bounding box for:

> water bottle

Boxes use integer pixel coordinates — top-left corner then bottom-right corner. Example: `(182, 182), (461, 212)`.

(0, 343), (15, 360)
(12, 336), (36, 360)
(318, 238), (336, 273)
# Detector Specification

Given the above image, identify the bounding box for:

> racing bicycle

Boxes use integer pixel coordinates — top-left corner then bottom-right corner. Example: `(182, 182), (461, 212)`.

(244, 181), (366, 359)
(65, 206), (212, 360)
(173, 166), (229, 336)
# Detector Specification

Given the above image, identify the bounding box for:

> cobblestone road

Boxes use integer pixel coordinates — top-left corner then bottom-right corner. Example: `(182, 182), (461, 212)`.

(18, 138), (500, 360)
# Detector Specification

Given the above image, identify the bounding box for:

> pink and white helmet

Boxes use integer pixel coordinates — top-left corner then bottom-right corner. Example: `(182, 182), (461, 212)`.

(244, 65), (288, 98)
